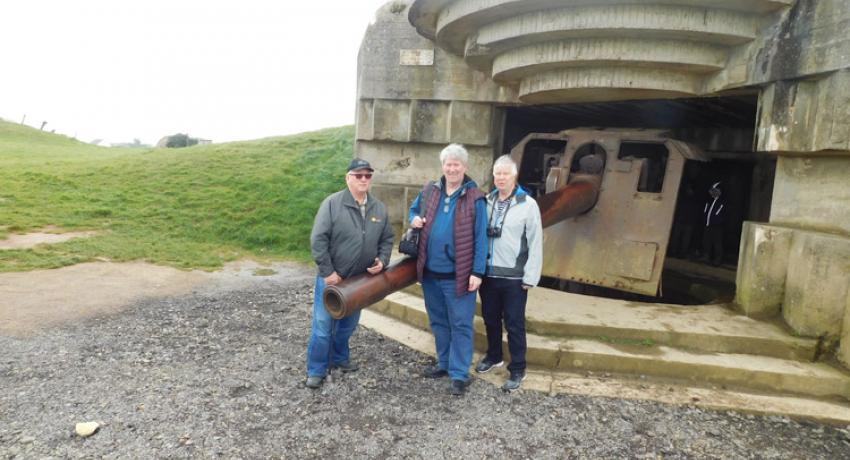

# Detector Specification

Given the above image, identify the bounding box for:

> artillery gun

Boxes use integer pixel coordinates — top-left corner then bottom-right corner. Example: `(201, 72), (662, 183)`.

(325, 128), (707, 319)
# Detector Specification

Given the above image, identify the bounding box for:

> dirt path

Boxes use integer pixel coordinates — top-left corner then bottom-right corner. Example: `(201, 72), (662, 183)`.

(0, 260), (308, 336)
(0, 226), (97, 250)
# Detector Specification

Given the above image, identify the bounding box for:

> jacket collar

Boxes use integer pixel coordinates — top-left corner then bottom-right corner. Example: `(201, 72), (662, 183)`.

(342, 188), (371, 209)
(488, 184), (528, 203)
(438, 175), (477, 196)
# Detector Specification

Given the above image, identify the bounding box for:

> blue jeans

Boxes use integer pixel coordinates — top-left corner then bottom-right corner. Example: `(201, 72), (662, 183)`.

(421, 275), (477, 381)
(479, 277), (528, 374)
(306, 276), (361, 378)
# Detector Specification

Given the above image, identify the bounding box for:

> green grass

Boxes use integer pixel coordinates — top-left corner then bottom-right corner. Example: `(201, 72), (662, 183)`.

(0, 120), (354, 272)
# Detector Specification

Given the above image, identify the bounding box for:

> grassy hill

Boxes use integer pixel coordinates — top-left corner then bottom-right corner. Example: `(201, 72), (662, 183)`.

(0, 120), (354, 272)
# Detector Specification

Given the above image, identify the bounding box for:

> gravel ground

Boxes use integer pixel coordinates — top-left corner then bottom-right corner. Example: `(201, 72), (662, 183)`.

(2, 275), (850, 459)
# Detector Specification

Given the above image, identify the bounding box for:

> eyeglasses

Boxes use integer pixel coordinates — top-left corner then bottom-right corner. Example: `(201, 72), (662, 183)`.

(348, 173), (373, 180)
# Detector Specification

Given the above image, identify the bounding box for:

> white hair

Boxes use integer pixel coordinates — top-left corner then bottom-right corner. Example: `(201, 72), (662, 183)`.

(440, 143), (468, 165)
(492, 154), (518, 177)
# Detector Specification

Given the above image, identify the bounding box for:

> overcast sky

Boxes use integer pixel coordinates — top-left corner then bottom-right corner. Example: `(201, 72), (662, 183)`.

(0, 0), (391, 145)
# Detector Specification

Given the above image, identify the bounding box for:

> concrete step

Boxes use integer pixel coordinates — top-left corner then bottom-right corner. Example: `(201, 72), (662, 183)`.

(372, 292), (850, 401)
(400, 285), (818, 361)
(359, 308), (850, 426)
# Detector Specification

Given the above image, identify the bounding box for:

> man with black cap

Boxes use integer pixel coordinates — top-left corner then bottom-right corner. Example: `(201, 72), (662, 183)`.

(305, 158), (394, 388)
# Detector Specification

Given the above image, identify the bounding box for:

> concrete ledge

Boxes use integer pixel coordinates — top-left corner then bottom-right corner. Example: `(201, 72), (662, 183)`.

(394, 283), (818, 360)
(556, 338), (850, 400)
(467, 4), (756, 70)
(374, 291), (848, 399)
(360, 307), (850, 426)
(428, 0), (786, 55)
(518, 67), (700, 103)
(491, 38), (726, 83)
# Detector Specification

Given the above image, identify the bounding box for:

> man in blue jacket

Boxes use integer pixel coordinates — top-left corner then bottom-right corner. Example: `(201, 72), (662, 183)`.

(409, 144), (488, 396)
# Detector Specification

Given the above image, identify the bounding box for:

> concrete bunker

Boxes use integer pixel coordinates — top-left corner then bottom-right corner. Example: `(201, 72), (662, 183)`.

(356, 0), (850, 367)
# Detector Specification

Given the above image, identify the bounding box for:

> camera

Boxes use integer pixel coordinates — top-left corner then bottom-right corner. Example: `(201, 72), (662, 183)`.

(487, 227), (502, 238)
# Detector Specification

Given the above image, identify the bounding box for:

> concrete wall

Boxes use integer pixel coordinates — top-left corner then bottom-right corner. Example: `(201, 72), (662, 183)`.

(356, 1), (516, 231)
(770, 156), (850, 234)
(757, 71), (850, 154)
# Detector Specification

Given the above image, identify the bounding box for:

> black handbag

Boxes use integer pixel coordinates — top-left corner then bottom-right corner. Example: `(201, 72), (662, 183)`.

(398, 182), (433, 258)
(398, 228), (420, 257)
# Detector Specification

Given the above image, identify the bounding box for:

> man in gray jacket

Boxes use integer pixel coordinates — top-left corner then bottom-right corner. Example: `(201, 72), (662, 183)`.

(305, 158), (394, 389)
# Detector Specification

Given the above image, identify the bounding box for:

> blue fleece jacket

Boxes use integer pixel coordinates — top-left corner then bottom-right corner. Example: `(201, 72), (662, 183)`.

(408, 178), (488, 277)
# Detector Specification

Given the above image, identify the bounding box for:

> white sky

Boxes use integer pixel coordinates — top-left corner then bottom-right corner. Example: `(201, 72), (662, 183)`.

(0, 0), (391, 145)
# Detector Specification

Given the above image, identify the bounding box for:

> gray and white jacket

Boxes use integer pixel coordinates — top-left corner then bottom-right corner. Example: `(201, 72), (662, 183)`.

(485, 185), (543, 287)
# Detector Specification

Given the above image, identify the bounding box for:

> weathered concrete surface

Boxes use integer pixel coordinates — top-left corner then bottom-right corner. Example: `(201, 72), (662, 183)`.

(388, 285), (817, 361)
(492, 38), (727, 82)
(841, 294), (850, 367)
(524, 287), (817, 361)
(358, 2), (515, 104)
(359, 141), (492, 187)
(409, 0), (809, 103)
(373, 289), (850, 399)
(365, 306), (850, 425)
(472, 4), (758, 61)
(735, 222), (850, 342)
(733, 221), (850, 340)
(419, 0), (790, 53)
(356, 1), (511, 230)
(783, 229), (850, 339)
(519, 67), (699, 103)
(757, 71), (850, 154)
(736, 222), (793, 318)
(840, 294), (850, 367)
(771, 156), (850, 234)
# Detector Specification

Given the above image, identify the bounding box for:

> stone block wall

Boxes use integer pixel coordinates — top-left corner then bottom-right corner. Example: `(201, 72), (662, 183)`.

(736, 222), (850, 365)
(356, 1), (515, 232)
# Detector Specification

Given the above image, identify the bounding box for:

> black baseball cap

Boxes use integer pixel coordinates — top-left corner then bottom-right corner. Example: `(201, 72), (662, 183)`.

(347, 158), (374, 172)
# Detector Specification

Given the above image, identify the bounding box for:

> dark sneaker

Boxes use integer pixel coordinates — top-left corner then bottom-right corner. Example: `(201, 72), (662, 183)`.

(422, 365), (449, 379)
(333, 361), (359, 373)
(501, 372), (526, 392)
(450, 379), (468, 396)
(305, 376), (324, 389)
(474, 357), (504, 374)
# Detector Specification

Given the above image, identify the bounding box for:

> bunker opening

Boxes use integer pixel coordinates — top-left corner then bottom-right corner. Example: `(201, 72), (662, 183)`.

(500, 95), (770, 305)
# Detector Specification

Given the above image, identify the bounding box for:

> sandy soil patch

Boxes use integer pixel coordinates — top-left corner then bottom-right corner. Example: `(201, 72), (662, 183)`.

(0, 259), (310, 336)
(0, 226), (98, 250)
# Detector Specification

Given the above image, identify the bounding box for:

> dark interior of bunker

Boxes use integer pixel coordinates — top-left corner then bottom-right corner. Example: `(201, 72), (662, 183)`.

(500, 95), (774, 305)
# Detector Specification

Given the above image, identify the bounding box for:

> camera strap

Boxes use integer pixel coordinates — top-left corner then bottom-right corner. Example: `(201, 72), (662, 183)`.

(488, 187), (516, 234)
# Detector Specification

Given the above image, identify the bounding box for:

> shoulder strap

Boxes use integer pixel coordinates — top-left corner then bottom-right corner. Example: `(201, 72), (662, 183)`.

(421, 181), (435, 220)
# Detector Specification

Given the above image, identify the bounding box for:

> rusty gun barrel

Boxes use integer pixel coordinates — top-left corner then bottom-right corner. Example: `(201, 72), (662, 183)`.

(537, 178), (600, 228)
(323, 257), (418, 319)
